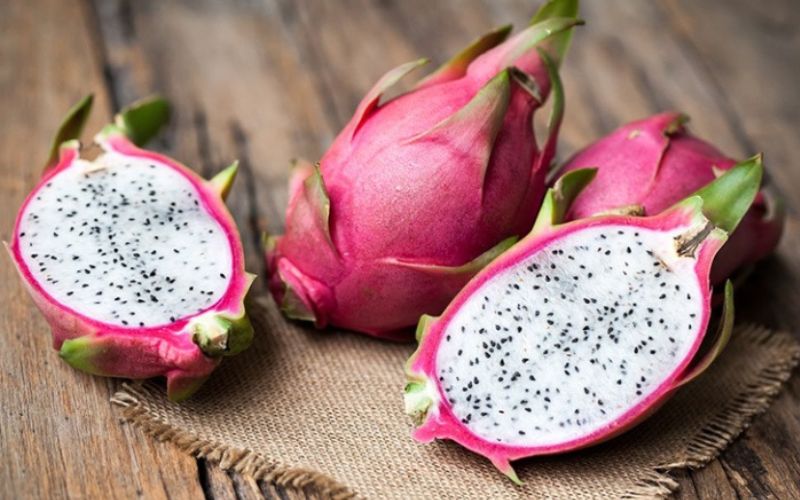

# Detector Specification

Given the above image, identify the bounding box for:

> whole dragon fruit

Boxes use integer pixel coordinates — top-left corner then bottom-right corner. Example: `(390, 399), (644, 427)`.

(7, 96), (255, 401)
(405, 159), (762, 482)
(267, 0), (582, 339)
(556, 112), (783, 284)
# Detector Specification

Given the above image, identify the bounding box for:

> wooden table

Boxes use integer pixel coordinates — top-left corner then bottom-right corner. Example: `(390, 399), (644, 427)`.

(2, 1), (798, 498)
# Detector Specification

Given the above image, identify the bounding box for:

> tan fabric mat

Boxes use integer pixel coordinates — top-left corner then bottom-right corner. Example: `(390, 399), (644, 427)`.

(112, 297), (799, 499)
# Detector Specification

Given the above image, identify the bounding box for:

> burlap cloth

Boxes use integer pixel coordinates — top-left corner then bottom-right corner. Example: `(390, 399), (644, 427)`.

(112, 297), (799, 499)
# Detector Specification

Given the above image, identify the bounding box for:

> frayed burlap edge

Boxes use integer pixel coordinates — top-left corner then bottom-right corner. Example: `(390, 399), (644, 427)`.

(111, 325), (799, 500)
(111, 386), (360, 500)
(622, 325), (800, 499)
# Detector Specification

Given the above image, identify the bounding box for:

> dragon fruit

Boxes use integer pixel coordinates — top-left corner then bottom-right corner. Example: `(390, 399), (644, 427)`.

(7, 95), (255, 401)
(266, 0), (582, 339)
(404, 158), (762, 482)
(556, 112), (783, 284)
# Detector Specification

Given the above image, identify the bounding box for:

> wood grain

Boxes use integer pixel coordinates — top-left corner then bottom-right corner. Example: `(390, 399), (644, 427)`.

(1, 0), (799, 498)
(0, 0), (203, 499)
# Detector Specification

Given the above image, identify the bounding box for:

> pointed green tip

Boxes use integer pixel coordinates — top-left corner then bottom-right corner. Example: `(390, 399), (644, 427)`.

(537, 47), (564, 149)
(415, 314), (437, 343)
(225, 314), (254, 356)
(280, 280), (317, 323)
(506, 467), (523, 486)
(208, 160), (239, 201)
(403, 377), (437, 426)
(690, 155), (763, 234)
(191, 313), (254, 357)
(529, 0), (581, 66)
(405, 68), (510, 153)
(531, 0), (580, 25)
(114, 95), (170, 146)
(352, 58), (429, 137)
(677, 280), (734, 387)
(416, 24), (513, 89)
(45, 94), (94, 169)
(303, 164), (336, 250)
(59, 336), (107, 376)
(502, 17), (583, 70)
(263, 232), (278, 254)
(664, 113), (690, 135)
(531, 168), (597, 235)
(491, 458), (523, 485)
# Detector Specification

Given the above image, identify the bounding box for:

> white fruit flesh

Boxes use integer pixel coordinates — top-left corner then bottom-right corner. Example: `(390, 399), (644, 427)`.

(435, 224), (704, 447)
(16, 152), (232, 328)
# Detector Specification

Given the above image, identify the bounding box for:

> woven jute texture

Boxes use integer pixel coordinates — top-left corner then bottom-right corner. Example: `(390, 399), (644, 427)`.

(113, 297), (799, 499)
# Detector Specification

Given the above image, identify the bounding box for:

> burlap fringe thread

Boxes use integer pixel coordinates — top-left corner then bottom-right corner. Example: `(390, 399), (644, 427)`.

(112, 325), (799, 500)
(622, 326), (799, 499)
(112, 387), (359, 500)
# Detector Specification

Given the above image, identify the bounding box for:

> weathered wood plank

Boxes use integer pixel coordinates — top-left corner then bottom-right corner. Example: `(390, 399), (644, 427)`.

(0, 0), (203, 499)
(663, 0), (800, 203)
(3, 0), (799, 498)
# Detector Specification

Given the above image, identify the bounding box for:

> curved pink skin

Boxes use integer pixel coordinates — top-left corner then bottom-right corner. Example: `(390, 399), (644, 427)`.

(407, 205), (724, 470)
(268, 29), (561, 339)
(557, 112), (784, 284)
(8, 133), (251, 399)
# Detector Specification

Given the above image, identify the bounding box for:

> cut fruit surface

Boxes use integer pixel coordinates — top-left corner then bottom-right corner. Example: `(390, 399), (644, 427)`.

(436, 224), (705, 447)
(8, 95), (255, 401)
(17, 152), (233, 327)
(405, 159), (762, 480)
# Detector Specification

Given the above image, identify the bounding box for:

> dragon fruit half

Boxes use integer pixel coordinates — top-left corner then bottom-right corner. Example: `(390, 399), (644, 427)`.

(405, 159), (762, 481)
(7, 96), (255, 401)
(266, 0), (582, 339)
(556, 112), (784, 284)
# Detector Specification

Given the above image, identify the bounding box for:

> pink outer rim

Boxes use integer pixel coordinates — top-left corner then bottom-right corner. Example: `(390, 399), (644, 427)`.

(409, 208), (723, 463)
(9, 134), (249, 349)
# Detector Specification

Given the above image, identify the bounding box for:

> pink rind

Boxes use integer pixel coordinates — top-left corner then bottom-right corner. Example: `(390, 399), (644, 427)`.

(406, 206), (724, 476)
(9, 132), (253, 401)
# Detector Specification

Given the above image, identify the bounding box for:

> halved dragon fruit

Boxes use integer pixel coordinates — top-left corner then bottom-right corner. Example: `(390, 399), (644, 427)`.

(404, 158), (762, 481)
(7, 96), (255, 401)
(266, 0), (582, 339)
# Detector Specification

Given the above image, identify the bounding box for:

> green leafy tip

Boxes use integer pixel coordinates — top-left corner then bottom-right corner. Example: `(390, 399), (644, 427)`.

(45, 94), (94, 169)
(491, 458), (523, 485)
(688, 155), (763, 234)
(191, 313), (254, 357)
(531, 168), (597, 235)
(352, 58), (429, 137)
(664, 113), (689, 135)
(208, 160), (239, 201)
(404, 380), (434, 421)
(280, 279), (317, 323)
(406, 70), (511, 191)
(263, 232), (278, 254)
(499, 17), (584, 70)
(530, 0), (580, 66)
(416, 25), (512, 88)
(539, 48), (564, 136)
(415, 314), (437, 343)
(676, 280), (734, 386)
(59, 336), (108, 376)
(114, 95), (170, 146)
(304, 164), (336, 251)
